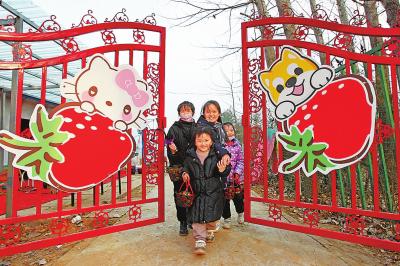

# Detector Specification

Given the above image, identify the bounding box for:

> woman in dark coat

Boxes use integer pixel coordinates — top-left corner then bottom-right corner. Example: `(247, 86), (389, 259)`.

(166, 101), (196, 236)
(182, 126), (231, 255)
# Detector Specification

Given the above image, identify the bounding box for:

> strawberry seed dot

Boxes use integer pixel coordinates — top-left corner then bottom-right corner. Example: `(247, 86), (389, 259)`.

(294, 120), (300, 126)
(312, 104), (318, 110)
(322, 90), (327, 95)
(301, 105), (307, 111)
(120, 136), (126, 141)
(64, 117), (72, 123)
(90, 126), (97, 130)
(108, 126), (114, 131)
(85, 116), (92, 121)
(69, 133), (76, 139)
(76, 123), (85, 129)
(304, 114), (311, 120)
(338, 83), (345, 89)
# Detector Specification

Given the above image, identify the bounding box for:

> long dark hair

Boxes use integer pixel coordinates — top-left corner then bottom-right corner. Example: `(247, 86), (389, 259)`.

(201, 100), (222, 123)
(223, 122), (236, 134)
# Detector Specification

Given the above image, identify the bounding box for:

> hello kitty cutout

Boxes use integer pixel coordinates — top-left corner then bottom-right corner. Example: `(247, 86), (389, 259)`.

(61, 54), (153, 131)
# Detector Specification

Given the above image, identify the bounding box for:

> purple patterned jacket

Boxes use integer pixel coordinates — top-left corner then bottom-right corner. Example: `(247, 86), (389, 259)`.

(225, 138), (244, 184)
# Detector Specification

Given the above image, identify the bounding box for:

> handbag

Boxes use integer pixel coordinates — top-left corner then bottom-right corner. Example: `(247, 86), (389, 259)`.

(167, 165), (182, 182)
(175, 179), (194, 207)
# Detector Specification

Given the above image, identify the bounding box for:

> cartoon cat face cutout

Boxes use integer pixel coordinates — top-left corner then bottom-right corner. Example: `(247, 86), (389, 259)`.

(61, 54), (153, 131)
(258, 46), (334, 121)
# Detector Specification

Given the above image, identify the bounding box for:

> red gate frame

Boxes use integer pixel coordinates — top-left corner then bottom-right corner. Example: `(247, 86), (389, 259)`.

(0, 17), (166, 256)
(241, 17), (400, 251)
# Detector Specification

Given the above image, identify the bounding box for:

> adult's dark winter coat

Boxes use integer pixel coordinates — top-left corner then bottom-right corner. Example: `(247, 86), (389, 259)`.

(183, 147), (231, 224)
(166, 120), (196, 166)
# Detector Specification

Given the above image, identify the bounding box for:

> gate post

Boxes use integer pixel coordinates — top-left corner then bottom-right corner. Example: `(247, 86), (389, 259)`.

(0, 87), (3, 172)
(6, 15), (22, 218)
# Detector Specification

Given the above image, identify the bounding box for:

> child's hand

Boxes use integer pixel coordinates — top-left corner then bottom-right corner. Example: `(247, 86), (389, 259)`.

(182, 172), (190, 183)
(168, 142), (178, 154)
(217, 160), (227, 173)
(222, 154), (230, 165)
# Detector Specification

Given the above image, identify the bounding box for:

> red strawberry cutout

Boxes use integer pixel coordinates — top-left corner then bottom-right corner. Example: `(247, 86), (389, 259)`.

(0, 103), (135, 192)
(278, 75), (376, 176)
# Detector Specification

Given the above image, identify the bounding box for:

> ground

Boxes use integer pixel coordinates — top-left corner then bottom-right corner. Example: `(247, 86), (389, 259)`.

(1, 174), (399, 265)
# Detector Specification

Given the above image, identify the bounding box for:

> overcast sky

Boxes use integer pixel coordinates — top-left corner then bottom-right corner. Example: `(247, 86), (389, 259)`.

(32, 0), (244, 128)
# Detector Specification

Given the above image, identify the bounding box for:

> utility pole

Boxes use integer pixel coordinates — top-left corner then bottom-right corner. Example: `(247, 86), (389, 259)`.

(6, 16), (23, 218)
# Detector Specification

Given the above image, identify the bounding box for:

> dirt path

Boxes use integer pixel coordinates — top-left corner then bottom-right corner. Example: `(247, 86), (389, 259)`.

(47, 175), (386, 266)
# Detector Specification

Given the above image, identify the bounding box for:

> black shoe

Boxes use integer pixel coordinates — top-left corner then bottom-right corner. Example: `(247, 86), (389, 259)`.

(179, 221), (188, 236)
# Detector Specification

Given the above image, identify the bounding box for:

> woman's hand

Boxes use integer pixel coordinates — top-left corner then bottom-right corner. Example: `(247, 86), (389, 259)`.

(222, 154), (230, 165)
(217, 160), (227, 173)
(169, 142), (178, 154)
(182, 172), (190, 183)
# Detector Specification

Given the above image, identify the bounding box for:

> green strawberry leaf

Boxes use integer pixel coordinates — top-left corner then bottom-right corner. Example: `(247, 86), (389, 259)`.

(277, 125), (336, 176)
(0, 105), (70, 183)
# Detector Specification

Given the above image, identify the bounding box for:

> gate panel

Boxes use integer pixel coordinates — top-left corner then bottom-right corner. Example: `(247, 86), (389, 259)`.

(0, 12), (165, 256)
(242, 17), (400, 251)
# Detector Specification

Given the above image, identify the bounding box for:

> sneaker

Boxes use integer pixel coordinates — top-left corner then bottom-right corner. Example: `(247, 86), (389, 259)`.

(214, 220), (221, 232)
(222, 218), (231, 229)
(206, 231), (215, 243)
(179, 221), (188, 236)
(194, 240), (206, 255)
(237, 212), (244, 224)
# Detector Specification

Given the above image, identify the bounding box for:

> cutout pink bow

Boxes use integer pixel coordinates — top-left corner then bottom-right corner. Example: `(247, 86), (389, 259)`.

(115, 69), (149, 108)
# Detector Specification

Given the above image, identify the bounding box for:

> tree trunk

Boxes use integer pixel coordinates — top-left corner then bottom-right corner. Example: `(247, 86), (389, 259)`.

(367, 0), (398, 208)
(253, 0), (276, 67)
(363, 1), (392, 124)
(309, 0), (326, 64)
(380, 0), (400, 27)
(275, 0), (296, 38)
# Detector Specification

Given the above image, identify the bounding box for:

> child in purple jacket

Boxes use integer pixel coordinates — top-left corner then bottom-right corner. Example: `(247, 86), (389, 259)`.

(222, 122), (244, 228)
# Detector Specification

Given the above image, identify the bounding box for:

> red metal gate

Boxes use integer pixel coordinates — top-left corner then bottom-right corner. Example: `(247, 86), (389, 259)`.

(0, 11), (165, 256)
(242, 16), (400, 251)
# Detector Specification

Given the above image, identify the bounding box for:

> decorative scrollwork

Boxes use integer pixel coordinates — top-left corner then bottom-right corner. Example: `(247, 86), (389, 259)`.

(268, 205), (282, 222)
(12, 43), (32, 61)
(140, 13), (157, 25)
(375, 118), (395, 144)
(349, 10), (366, 27)
(0, 15), (15, 32)
(132, 29), (146, 44)
(30, 15), (61, 32)
(146, 173), (158, 185)
(250, 126), (264, 184)
(93, 211), (109, 228)
(344, 215), (365, 235)
(49, 218), (69, 236)
(0, 224), (21, 246)
(262, 25), (276, 40)
(248, 9), (267, 21)
(61, 37), (80, 54)
(293, 25), (309, 41)
(333, 33), (353, 50)
(381, 38), (400, 58)
(248, 58), (263, 113)
(101, 30), (117, 45)
(105, 8), (129, 22)
(303, 209), (319, 228)
(128, 205), (142, 222)
(72, 10), (97, 28)
(144, 63), (160, 117)
(311, 4), (338, 23)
